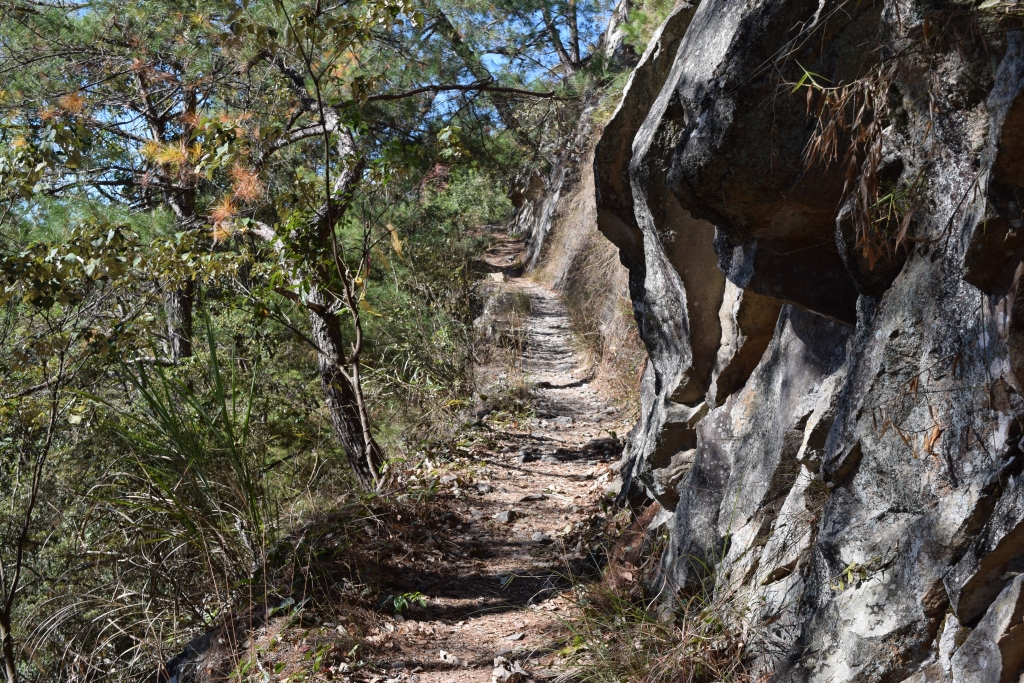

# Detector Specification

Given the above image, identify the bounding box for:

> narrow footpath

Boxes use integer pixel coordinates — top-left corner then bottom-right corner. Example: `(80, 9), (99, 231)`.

(366, 276), (632, 682)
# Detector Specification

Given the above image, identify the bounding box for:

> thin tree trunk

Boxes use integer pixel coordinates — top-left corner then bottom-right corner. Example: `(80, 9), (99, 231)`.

(252, 210), (384, 487)
(312, 126), (384, 488)
(566, 0), (580, 65)
(250, 90), (383, 487)
(159, 89), (199, 363)
(166, 280), (194, 361)
(0, 613), (15, 683)
(542, 5), (579, 74)
(308, 291), (384, 489)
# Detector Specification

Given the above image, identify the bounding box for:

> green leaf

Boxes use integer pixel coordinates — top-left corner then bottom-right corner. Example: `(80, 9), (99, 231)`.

(791, 72), (810, 94)
(792, 61), (831, 93)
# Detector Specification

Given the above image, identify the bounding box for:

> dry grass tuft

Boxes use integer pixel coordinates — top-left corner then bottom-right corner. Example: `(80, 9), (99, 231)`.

(566, 575), (756, 683)
(559, 501), (769, 683)
(794, 63), (921, 270)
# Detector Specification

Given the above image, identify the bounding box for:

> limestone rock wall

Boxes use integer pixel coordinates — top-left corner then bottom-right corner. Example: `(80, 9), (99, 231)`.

(594, 1), (1024, 681)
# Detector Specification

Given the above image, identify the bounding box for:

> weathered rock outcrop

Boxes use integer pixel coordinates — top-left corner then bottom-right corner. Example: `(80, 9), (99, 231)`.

(595, 1), (1024, 681)
(596, 2), (784, 510)
(950, 574), (1024, 683)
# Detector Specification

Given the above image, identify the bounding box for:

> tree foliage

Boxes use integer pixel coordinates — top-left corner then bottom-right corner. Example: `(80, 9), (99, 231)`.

(0, 0), (616, 678)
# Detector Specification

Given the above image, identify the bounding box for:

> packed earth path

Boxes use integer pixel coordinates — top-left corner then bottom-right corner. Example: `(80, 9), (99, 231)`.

(362, 275), (634, 683)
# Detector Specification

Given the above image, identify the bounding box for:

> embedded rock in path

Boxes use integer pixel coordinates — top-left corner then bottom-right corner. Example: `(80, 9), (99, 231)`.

(494, 510), (519, 524)
(439, 650), (469, 667)
(492, 656), (530, 683)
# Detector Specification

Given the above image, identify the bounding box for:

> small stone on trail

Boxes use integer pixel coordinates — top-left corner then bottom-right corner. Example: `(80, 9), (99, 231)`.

(495, 510), (519, 523)
(477, 482), (494, 494)
(491, 656), (530, 683)
(531, 531), (551, 543)
(470, 507), (485, 519)
(438, 650), (468, 667)
(519, 493), (545, 502)
(505, 632), (526, 641)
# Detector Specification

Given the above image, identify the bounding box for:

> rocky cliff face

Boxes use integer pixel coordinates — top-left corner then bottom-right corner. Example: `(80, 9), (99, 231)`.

(594, 1), (1024, 681)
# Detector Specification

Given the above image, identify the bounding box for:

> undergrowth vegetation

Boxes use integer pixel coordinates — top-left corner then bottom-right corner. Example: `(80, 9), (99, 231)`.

(561, 508), (753, 683)
(357, 168), (513, 453)
(567, 588), (752, 683)
(0, 167), (511, 680)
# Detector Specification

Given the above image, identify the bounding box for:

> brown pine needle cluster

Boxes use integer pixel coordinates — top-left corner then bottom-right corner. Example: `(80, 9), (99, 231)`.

(210, 198), (236, 225)
(230, 164), (264, 203)
(209, 166), (262, 242)
(57, 93), (86, 115)
(210, 198), (237, 242)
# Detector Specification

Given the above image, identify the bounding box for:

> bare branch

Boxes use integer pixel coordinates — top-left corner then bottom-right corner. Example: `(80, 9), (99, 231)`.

(361, 81), (558, 102)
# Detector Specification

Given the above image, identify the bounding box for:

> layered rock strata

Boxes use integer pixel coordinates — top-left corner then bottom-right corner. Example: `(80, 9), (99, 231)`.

(595, 1), (1024, 681)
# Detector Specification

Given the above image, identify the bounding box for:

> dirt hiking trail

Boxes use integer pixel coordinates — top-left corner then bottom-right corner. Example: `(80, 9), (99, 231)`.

(358, 271), (633, 681)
